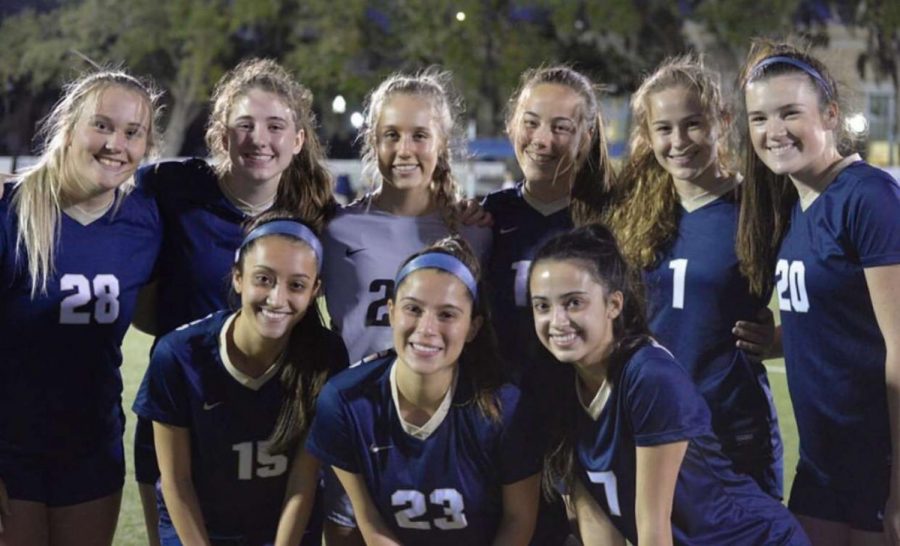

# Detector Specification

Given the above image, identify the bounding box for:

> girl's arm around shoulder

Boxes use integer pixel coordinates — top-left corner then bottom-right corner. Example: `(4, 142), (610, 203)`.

(491, 472), (541, 546)
(154, 421), (212, 546)
(274, 448), (322, 546)
(572, 478), (625, 546)
(332, 467), (403, 546)
(634, 441), (687, 546)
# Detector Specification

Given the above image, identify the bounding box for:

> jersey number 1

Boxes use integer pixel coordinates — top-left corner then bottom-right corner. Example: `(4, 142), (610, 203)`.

(669, 259), (687, 310)
(586, 470), (621, 516)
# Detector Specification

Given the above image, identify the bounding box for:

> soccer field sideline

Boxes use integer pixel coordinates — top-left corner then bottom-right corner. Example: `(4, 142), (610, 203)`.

(113, 328), (800, 545)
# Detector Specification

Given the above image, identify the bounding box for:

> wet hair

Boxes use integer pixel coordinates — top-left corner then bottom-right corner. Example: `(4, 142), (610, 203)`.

(13, 69), (162, 295)
(232, 210), (332, 454)
(606, 54), (735, 269)
(529, 223), (652, 497)
(393, 235), (506, 422)
(736, 40), (849, 296)
(506, 65), (614, 226)
(205, 58), (336, 232)
(359, 68), (463, 231)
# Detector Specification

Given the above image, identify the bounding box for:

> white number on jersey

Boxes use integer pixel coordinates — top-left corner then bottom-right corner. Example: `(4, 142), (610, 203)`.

(365, 279), (395, 327)
(586, 470), (621, 516)
(511, 260), (531, 307)
(232, 440), (288, 480)
(775, 259), (809, 313)
(668, 259), (688, 310)
(59, 274), (120, 324)
(392, 488), (468, 530)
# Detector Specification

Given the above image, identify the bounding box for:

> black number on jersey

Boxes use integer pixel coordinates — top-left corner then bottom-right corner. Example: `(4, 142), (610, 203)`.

(365, 279), (395, 326)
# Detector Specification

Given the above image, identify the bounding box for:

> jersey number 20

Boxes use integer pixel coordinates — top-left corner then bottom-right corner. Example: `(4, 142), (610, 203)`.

(775, 259), (809, 313)
(392, 488), (467, 530)
(59, 274), (120, 324)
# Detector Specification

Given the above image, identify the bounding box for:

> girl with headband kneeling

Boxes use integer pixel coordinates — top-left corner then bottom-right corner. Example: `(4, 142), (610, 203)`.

(133, 212), (348, 545)
(306, 236), (541, 546)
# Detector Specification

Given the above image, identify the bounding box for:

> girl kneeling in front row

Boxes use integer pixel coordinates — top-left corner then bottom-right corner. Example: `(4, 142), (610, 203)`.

(529, 224), (808, 545)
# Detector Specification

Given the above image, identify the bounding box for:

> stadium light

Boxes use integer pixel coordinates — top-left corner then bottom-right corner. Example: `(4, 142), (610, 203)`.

(456, 11), (466, 22)
(350, 112), (364, 129)
(846, 113), (868, 135)
(332, 95), (347, 114)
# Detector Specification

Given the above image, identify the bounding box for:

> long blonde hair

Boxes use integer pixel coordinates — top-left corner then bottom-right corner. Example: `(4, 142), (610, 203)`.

(205, 58), (336, 232)
(359, 68), (463, 231)
(13, 70), (162, 295)
(506, 65), (614, 226)
(605, 54), (733, 269)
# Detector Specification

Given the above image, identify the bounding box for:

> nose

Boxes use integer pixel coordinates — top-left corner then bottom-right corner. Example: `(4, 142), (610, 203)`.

(397, 134), (413, 156)
(415, 310), (438, 335)
(671, 126), (688, 148)
(105, 130), (127, 152)
(550, 304), (569, 328)
(765, 117), (787, 137)
(249, 123), (268, 145)
(266, 283), (286, 307)
(531, 123), (552, 147)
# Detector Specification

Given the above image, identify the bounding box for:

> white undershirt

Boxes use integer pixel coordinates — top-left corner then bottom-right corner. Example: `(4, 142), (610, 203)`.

(576, 375), (613, 421)
(218, 313), (283, 390)
(390, 360), (458, 440)
(522, 184), (571, 216)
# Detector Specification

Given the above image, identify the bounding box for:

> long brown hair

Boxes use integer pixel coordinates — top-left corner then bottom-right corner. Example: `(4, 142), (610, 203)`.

(231, 210), (338, 454)
(735, 40), (848, 296)
(393, 235), (506, 422)
(206, 58), (336, 232)
(605, 54), (734, 269)
(359, 69), (463, 232)
(506, 65), (614, 226)
(529, 223), (652, 498)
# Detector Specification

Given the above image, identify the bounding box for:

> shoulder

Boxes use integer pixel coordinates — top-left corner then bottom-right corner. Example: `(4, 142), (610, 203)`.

(481, 184), (523, 213)
(136, 158), (217, 198)
(323, 352), (393, 400)
(832, 161), (899, 202)
(620, 342), (690, 391)
(155, 311), (227, 361)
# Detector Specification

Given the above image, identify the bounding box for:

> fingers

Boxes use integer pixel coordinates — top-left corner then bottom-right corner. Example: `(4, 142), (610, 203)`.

(456, 199), (494, 228)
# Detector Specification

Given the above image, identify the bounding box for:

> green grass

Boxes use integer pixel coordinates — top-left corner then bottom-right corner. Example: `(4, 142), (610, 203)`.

(113, 324), (799, 544)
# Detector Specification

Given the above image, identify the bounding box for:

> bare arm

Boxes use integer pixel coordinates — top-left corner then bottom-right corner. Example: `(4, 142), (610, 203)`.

(634, 441), (687, 546)
(333, 467), (402, 546)
(154, 422), (211, 546)
(864, 264), (900, 544)
(274, 448), (321, 546)
(571, 479), (625, 546)
(132, 280), (160, 336)
(490, 472), (540, 546)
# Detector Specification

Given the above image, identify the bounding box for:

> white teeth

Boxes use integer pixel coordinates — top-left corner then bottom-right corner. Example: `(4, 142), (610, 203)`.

(393, 164), (418, 172)
(97, 157), (124, 167)
(550, 333), (576, 344)
(260, 309), (288, 320)
(410, 342), (440, 354)
(767, 143), (794, 153)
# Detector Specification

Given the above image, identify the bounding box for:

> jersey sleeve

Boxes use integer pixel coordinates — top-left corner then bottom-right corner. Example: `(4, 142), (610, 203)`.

(305, 380), (360, 473)
(847, 172), (900, 267)
(497, 386), (543, 484)
(131, 336), (191, 427)
(622, 353), (709, 447)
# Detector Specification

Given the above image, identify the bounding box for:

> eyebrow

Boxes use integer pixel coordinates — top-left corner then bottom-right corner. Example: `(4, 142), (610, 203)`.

(91, 114), (148, 130)
(250, 265), (312, 279)
(398, 295), (464, 312)
(531, 290), (589, 300)
(747, 102), (806, 116)
(522, 111), (575, 123)
(233, 115), (290, 123)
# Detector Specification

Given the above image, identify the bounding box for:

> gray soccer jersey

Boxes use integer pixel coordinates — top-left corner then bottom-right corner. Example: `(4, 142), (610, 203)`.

(322, 201), (491, 363)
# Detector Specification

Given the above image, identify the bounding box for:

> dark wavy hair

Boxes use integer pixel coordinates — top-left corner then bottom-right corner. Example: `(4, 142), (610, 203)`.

(529, 223), (652, 497)
(393, 235), (507, 422)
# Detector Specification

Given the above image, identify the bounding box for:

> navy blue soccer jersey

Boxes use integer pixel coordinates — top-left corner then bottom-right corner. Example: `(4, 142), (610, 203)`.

(0, 183), (160, 456)
(482, 184), (572, 368)
(641, 195), (780, 483)
(137, 159), (245, 335)
(133, 311), (347, 544)
(576, 343), (807, 545)
(776, 161), (900, 491)
(306, 353), (541, 545)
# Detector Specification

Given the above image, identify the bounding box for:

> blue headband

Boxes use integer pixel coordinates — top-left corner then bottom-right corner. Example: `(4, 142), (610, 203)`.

(395, 252), (478, 301)
(750, 55), (833, 99)
(236, 220), (323, 273)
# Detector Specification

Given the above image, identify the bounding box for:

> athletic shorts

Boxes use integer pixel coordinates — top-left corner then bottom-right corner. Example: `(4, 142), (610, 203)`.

(134, 416), (160, 485)
(788, 464), (888, 532)
(0, 438), (125, 507)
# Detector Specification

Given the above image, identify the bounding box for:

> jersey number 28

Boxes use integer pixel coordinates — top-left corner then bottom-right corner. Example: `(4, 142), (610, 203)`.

(59, 274), (120, 324)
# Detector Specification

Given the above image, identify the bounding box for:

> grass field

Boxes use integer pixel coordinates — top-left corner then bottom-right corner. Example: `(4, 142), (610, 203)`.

(112, 326), (799, 545)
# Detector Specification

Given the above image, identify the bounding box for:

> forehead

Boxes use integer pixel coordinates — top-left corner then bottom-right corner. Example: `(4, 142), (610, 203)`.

(81, 85), (150, 126)
(518, 83), (584, 119)
(229, 87), (294, 121)
(648, 85), (705, 121)
(377, 93), (437, 129)
(530, 258), (603, 293)
(242, 236), (318, 273)
(396, 268), (472, 303)
(745, 73), (821, 109)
